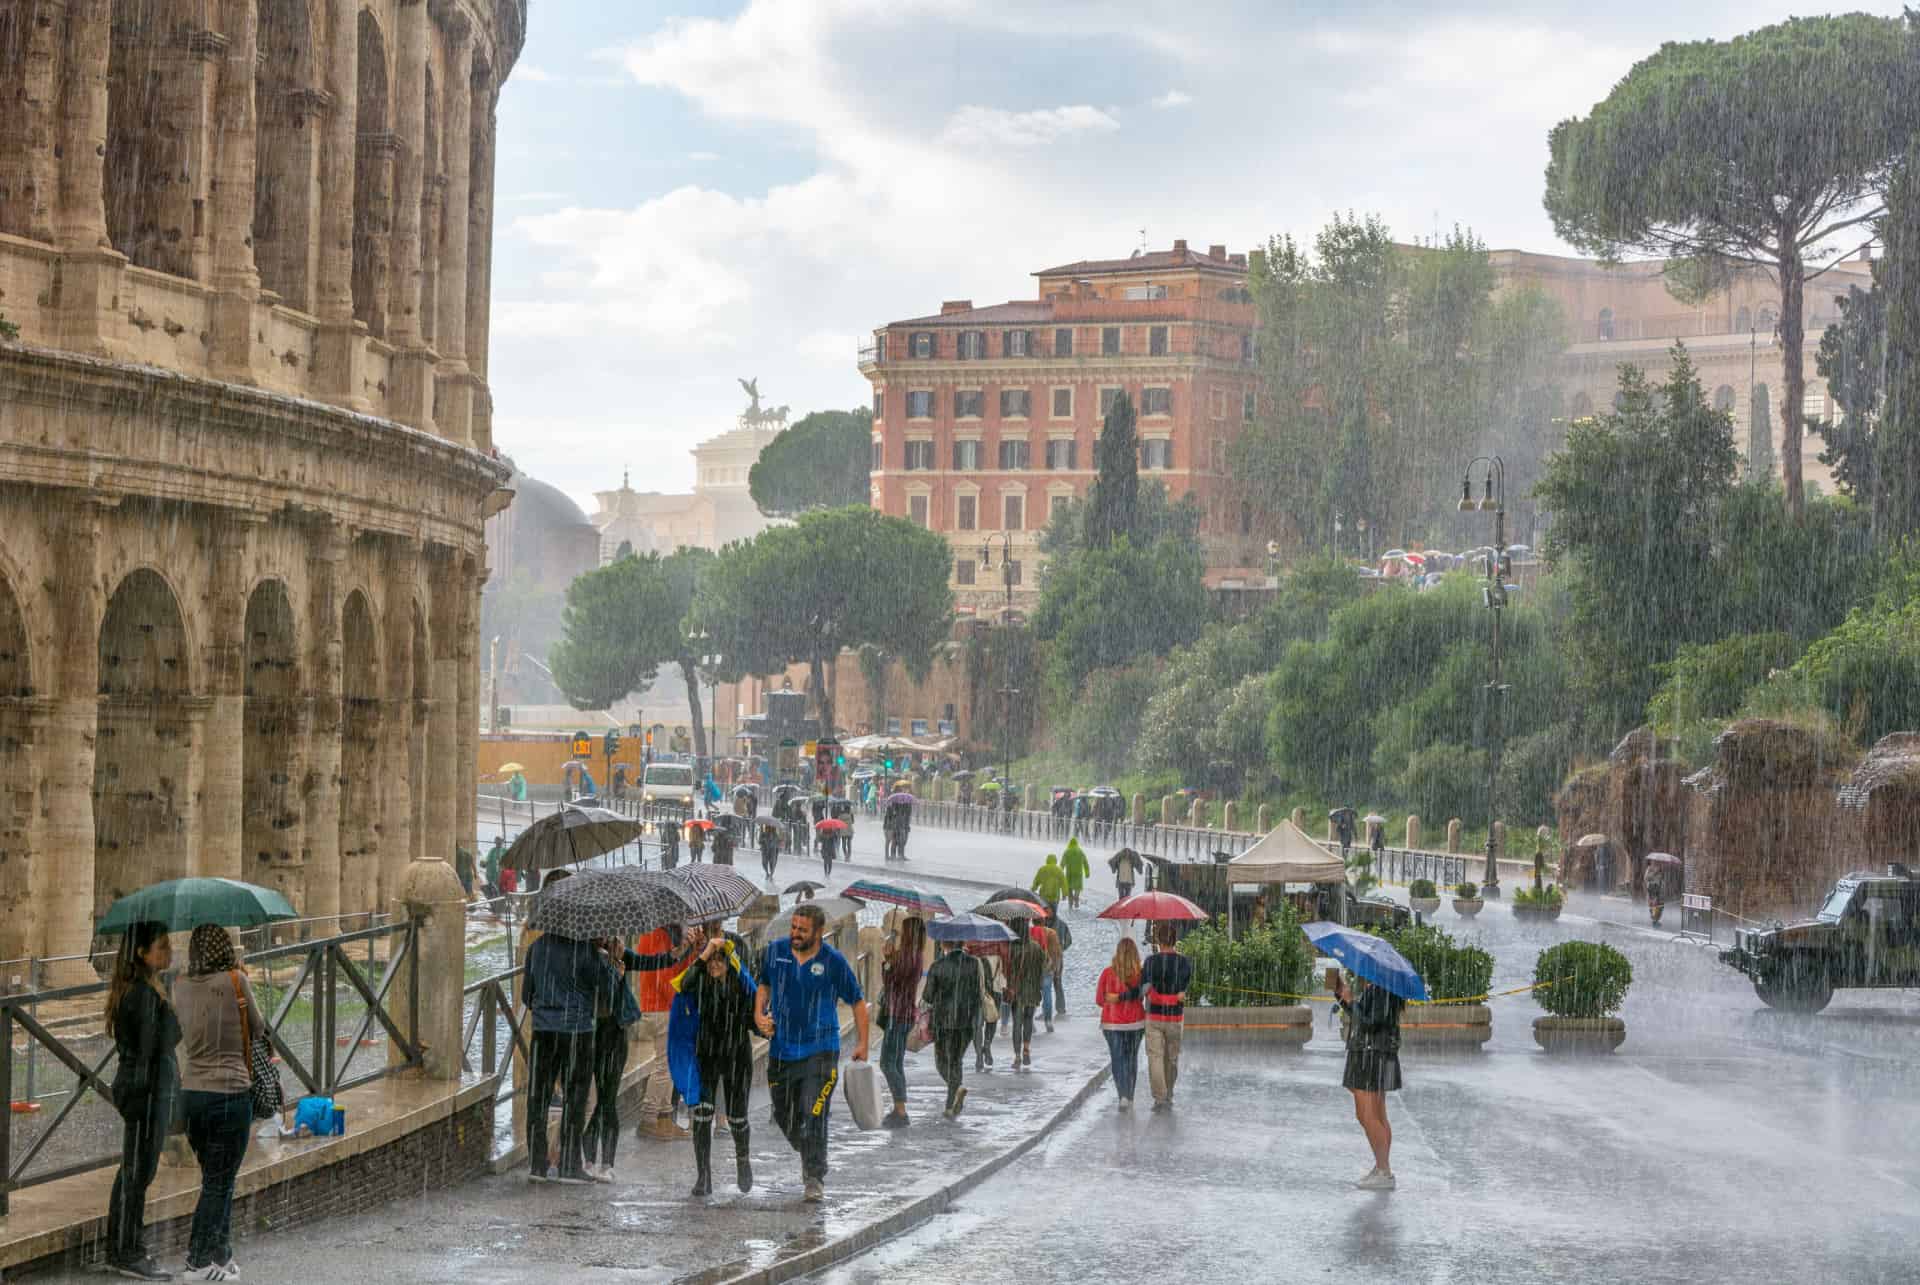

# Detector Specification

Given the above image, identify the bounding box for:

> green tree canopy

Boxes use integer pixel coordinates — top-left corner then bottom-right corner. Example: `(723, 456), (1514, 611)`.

(1031, 534), (1209, 699)
(692, 506), (953, 736)
(747, 408), (874, 518)
(1085, 391), (1139, 549)
(549, 554), (684, 712)
(1542, 13), (1920, 518)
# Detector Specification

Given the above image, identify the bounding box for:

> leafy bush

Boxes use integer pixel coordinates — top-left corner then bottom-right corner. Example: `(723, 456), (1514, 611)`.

(1512, 883), (1565, 909)
(1408, 878), (1438, 900)
(1454, 881), (1479, 899)
(1533, 940), (1632, 1018)
(1057, 663), (1158, 777)
(1649, 632), (1802, 731)
(1183, 903), (1315, 1008)
(1369, 922), (1493, 1002)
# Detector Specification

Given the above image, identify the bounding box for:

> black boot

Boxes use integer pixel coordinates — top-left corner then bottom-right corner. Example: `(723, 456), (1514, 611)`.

(690, 1119), (713, 1197)
(731, 1122), (753, 1192)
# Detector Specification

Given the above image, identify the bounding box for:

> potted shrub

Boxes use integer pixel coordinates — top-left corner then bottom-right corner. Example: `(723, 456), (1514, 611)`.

(1531, 940), (1632, 1054)
(1370, 923), (1494, 1048)
(1184, 904), (1315, 1048)
(1452, 880), (1484, 917)
(1407, 878), (1441, 917)
(1511, 882), (1565, 921)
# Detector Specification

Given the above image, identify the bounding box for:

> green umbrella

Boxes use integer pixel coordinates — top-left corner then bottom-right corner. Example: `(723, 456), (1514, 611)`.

(97, 877), (298, 936)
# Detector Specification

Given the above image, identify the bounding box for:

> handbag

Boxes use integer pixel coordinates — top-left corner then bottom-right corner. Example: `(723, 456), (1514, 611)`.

(975, 957), (999, 1024)
(840, 1059), (882, 1130)
(230, 970), (284, 1120)
(905, 1001), (934, 1053)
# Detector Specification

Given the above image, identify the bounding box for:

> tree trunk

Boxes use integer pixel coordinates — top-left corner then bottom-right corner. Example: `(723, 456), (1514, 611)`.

(1778, 246), (1806, 520)
(679, 656), (708, 762)
(809, 647), (834, 743)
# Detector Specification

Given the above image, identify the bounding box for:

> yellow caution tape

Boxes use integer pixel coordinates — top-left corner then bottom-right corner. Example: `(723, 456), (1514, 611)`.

(1196, 977), (1564, 1007)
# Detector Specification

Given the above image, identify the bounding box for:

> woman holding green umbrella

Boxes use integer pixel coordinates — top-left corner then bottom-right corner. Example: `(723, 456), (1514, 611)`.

(104, 920), (179, 1282)
(173, 926), (264, 1280)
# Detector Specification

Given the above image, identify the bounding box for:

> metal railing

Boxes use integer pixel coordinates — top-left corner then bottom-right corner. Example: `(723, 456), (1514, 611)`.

(0, 919), (420, 1214)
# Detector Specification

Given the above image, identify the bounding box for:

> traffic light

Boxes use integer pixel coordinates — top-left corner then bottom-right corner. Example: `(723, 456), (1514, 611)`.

(883, 757), (893, 772)
(604, 729), (620, 757)
(837, 754), (847, 767)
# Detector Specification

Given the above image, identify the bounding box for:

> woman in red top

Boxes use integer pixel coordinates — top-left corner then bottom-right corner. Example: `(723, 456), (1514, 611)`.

(1097, 937), (1146, 1109)
(879, 916), (926, 1127)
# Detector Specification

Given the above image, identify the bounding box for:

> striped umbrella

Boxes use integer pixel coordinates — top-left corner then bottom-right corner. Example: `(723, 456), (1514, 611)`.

(660, 866), (760, 923)
(525, 868), (696, 939)
(843, 877), (952, 918)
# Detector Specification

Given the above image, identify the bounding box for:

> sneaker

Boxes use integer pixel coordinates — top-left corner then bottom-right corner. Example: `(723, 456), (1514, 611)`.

(184, 1264), (240, 1282)
(881, 1111), (909, 1129)
(589, 1163), (614, 1184)
(552, 1169), (594, 1186)
(528, 1168), (551, 1184)
(1355, 1169), (1397, 1192)
(950, 1087), (967, 1118)
(114, 1261), (173, 1282)
(641, 1115), (690, 1141)
(1117, 1098), (1132, 1111)
(802, 1178), (825, 1204)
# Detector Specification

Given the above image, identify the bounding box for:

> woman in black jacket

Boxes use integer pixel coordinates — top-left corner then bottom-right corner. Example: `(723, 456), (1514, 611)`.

(1332, 971), (1405, 1192)
(104, 920), (181, 1281)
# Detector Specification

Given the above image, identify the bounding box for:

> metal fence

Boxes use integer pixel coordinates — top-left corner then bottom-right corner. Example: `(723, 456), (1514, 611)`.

(0, 918), (420, 1214)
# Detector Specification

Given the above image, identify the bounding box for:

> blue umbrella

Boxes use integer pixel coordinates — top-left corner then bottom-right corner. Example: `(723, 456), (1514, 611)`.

(927, 913), (1014, 944)
(1302, 921), (1430, 1001)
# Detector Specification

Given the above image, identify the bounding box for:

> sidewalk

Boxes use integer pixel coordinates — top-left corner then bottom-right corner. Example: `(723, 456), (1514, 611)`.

(82, 1016), (1113, 1285)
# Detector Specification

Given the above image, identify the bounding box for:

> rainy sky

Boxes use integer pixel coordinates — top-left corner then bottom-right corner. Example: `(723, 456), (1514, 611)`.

(490, 0), (1907, 510)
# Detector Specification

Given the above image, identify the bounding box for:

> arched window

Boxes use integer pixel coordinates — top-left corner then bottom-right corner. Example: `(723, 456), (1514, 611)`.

(1757, 306), (1777, 331)
(1713, 385), (1736, 413)
(1735, 305), (1752, 333)
(1597, 308), (1615, 341)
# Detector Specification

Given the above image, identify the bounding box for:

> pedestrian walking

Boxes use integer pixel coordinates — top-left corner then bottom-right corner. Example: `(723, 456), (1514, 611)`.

(1031, 854), (1068, 906)
(755, 903), (870, 1203)
(922, 939), (981, 1118)
(171, 926), (260, 1281)
(582, 930), (699, 1181)
(965, 942), (1006, 1071)
(1331, 970), (1405, 1191)
(879, 916), (926, 1128)
(510, 769), (529, 802)
(659, 818), (681, 871)
(105, 921), (180, 1282)
(1097, 937), (1146, 1110)
(670, 936), (760, 1197)
(484, 835), (508, 897)
(523, 893), (619, 1184)
(688, 823), (707, 863)
(1112, 848), (1140, 902)
(759, 823), (781, 882)
(1061, 839), (1090, 911)
(1136, 923), (1193, 1111)
(454, 845), (477, 900)
(1045, 903), (1070, 1018)
(711, 821), (736, 867)
(633, 924), (697, 1142)
(1005, 921), (1047, 1068)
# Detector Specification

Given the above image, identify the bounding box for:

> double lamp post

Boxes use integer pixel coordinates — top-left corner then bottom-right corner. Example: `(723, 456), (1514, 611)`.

(979, 533), (1021, 799)
(1460, 455), (1509, 899)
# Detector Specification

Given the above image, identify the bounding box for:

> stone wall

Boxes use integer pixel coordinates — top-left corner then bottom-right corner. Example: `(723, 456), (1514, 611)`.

(1603, 728), (1691, 896)
(1833, 733), (1920, 872)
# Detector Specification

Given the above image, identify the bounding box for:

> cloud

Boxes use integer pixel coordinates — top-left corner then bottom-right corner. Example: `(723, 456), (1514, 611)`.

(940, 104), (1121, 147)
(1151, 89), (1193, 109)
(515, 64), (554, 82)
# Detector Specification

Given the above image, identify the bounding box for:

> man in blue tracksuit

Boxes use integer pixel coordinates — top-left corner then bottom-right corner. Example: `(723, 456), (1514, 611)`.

(754, 903), (869, 1203)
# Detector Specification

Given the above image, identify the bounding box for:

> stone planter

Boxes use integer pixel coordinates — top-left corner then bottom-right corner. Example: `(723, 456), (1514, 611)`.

(1532, 1016), (1626, 1054)
(1183, 1004), (1312, 1047)
(1409, 896), (1441, 916)
(1452, 897), (1484, 917)
(1511, 902), (1563, 923)
(1400, 1002), (1491, 1049)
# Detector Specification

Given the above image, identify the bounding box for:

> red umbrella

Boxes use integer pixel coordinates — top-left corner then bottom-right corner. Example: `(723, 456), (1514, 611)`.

(684, 818), (715, 832)
(814, 818), (849, 833)
(1098, 890), (1207, 922)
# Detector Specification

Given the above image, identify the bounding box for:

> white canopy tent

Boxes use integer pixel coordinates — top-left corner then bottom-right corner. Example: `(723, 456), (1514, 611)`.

(1227, 822), (1348, 886)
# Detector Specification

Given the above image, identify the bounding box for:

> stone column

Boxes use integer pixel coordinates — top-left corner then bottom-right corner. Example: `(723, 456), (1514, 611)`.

(41, 502), (103, 976)
(424, 549), (460, 863)
(1406, 815), (1422, 850)
(1446, 819), (1462, 853)
(386, 0), (436, 431)
(1255, 803), (1271, 832)
(1290, 806), (1305, 830)
(0, 0), (63, 242)
(381, 537), (419, 900)
(391, 859), (465, 1079)
(201, 513), (257, 883)
(209, 0), (268, 385)
(52, 0), (122, 355)
(1222, 801), (1238, 833)
(456, 563), (480, 865)
(305, 518), (348, 923)
(315, 0), (365, 409)
(433, 18), (475, 445)
(465, 84), (496, 450)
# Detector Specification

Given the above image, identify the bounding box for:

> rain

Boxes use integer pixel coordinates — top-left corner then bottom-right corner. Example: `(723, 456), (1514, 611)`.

(2, 2), (1919, 1283)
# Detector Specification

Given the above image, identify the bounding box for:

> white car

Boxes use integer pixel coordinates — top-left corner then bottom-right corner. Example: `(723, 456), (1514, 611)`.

(641, 762), (696, 808)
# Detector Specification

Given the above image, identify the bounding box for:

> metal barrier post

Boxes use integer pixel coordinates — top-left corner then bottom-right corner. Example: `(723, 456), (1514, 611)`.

(0, 1002), (12, 1214)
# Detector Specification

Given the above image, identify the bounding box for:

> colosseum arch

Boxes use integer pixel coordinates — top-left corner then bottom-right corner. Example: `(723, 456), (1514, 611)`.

(94, 568), (194, 922)
(0, 569), (34, 963)
(339, 588), (382, 914)
(353, 8), (395, 337)
(420, 66), (442, 345)
(105, 0), (210, 278)
(255, 0), (321, 308)
(243, 580), (304, 906)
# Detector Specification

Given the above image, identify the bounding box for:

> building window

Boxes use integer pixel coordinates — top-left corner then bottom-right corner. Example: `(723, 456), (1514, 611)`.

(953, 439), (982, 470)
(1597, 308), (1614, 341)
(1758, 306), (1777, 331)
(1241, 334), (1254, 363)
(1804, 390), (1827, 420)
(998, 439), (1031, 470)
(1052, 387), (1073, 418)
(886, 716), (901, 735)
(958, 330), (987, 360)
(908, 494), (929, 526)
(1050, 494), (1071, 523)
(1149, 325), (1169, 356)
(873, 389), (883, 419)
(1243, 390), (1256, 422)
(1140, 439), (1173, 470)
(1241, 501), (1253, 536)
(1142, 386), (1172, 416)
(1102, 326), (1120, 356)
(1054, 327), (1073, 356)
(1003, 494), (1025, 530)
(955, 558), (977, 586)
(1100, 386), (1123, 417)
(904, 440), (934, 470)
(911, 331), (934, 358)
(955, 389), (984, 418)
(1004, 329), (1031, 357)
(1000, 388), (1032, 419)
(1211, 439), (1226, 472)
(957, 494), (977, 530)
(1736, 305), (1753, 333)
(871, 439), (883, 470)
(1124, 284), (1168, 301)
(1045, 439), (1077, 470)
(907, 390), (933, 418)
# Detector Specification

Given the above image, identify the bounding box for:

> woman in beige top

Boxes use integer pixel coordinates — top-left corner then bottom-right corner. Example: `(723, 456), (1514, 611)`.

(170, 926), (261, 1281)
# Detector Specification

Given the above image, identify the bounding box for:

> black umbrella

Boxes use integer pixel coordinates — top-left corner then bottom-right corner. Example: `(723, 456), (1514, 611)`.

(506, 805), (645, 874)
(525, 868), (696, 939)
(783, 880), (826, 897)
(984, 885), (1040, 906)
(661, 866), (760, 922)
(973, 899), (1045, 923)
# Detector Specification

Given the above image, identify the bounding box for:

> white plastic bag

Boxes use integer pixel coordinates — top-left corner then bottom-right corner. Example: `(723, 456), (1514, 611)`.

(841, 1059), (882, 1130)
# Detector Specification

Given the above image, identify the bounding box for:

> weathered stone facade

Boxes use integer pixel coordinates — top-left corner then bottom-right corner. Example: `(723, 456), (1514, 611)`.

(0, 0), (525, 966)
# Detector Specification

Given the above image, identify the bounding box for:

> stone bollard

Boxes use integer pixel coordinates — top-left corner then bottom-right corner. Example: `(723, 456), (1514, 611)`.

(1291, 806), (1306, 831)
(1256, 804), (1271, 833)
(1189, 798), (1206, 828)
(1406, 815), (1421, 850)
(1326, 818), (1337, 843)
(391, 859), (467, 1081)
(1222, 801), (1238, 833)
(1492, 821), (1505, 859)
(1132, 793), (1146, 824)
(1446, 819), (1462, 853)
(1023, 783), (1038, 812)
(1161, 795), (1178, 826)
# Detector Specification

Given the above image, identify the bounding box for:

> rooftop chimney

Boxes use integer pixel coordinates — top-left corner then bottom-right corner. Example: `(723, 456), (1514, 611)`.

(941, 299), (973, 315)
(1172, 239), (1188, 256)
(1231, 253), (1248, 267)
(1209, 244), (1227, 260)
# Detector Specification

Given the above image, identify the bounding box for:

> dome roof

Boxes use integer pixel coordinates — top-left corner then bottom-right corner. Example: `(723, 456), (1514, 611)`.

(509, 468), (593, 530)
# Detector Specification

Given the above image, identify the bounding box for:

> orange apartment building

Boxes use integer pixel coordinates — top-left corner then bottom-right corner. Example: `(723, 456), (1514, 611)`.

(860, 240), (1261, 613)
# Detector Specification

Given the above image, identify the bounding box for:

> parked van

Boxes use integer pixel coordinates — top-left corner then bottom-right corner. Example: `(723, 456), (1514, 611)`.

(642, 761), (696, 808)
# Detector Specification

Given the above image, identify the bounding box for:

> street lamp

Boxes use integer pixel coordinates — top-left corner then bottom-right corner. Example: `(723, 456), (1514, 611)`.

(978, 533), (1020, 797)
(1460, 455), (1509, 898)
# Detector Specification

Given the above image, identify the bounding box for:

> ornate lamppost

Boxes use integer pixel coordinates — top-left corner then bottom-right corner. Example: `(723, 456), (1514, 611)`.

(1460, 456), (1510, 898)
